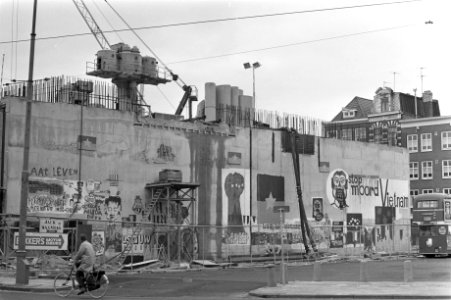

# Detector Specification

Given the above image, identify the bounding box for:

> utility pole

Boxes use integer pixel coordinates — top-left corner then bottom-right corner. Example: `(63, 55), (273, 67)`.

(16, 0), (38, 285)
(0, 54), (5, 99)
(243, 61), (261, 258)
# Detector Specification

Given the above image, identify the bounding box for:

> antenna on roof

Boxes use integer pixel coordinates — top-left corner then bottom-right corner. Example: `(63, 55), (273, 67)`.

(420, 67), (425, 94)
(392, 71), (398, 91)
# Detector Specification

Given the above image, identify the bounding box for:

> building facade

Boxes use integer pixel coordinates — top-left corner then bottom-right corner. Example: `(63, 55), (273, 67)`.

(324, 87), (441, 146)
(400, 116), (451, 196)
(324, 87), (447, 198)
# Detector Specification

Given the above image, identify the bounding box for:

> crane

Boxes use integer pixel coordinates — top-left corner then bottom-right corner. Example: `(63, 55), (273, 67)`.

(72, 0), (197, 117)
(72, 0), (110, 50)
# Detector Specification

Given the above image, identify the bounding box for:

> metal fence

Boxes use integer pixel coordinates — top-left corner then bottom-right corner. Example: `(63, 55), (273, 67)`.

(1, 76), (151, 116)
(0, 218), (416, 273)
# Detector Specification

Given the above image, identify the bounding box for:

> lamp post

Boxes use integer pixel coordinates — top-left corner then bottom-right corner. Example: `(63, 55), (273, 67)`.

(243, 61), (260, 257)
(16, 0), (38, 285)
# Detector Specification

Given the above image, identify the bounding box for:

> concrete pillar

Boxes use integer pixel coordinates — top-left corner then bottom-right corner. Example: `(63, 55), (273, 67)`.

(312, 261), (322, 281)
(404, 260), (413, 282)
(267, 264), (276, 287)
(360, 261), (368, 282)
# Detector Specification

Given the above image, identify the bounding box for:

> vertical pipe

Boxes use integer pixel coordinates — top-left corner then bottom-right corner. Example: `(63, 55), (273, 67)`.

(77, 102), (83, 211)
(17, 0), (38, 285)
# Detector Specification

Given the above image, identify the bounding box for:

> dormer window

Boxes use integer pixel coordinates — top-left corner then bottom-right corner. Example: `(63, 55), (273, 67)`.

(342, 109), (356, 119)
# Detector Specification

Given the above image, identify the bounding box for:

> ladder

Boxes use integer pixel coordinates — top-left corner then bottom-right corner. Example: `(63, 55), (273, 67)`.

(121, 187), (165, 261)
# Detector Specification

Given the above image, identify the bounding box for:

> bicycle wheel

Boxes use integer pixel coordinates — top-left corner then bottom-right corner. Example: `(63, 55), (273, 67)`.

(86, 273), (109, 299)
(53, 272), (74, 297)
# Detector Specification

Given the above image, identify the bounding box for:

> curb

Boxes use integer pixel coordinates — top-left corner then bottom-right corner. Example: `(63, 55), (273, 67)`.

(0, 284), (55, 293)
(248, 292), (451, 299)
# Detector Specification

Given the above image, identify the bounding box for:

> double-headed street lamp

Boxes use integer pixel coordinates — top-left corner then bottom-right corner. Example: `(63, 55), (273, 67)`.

(243, 61), (260, 256)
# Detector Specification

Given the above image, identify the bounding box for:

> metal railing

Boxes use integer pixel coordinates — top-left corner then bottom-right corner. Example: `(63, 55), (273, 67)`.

(1, 76), (151, 116)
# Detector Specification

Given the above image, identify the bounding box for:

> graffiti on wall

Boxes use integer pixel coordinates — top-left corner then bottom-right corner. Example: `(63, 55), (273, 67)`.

(153, 143), (176, 164)
(27, 173), (124, 253)
(28, 178), (80, 213)
(227, 152), (242, 165)
(327, 169), (349, 209)
(221, 169), (252, 243)
(78, 135), (97, 151)
(31, 166), (78, 178)
(122, 228), (152, 254)
(326, 169), (409, 221)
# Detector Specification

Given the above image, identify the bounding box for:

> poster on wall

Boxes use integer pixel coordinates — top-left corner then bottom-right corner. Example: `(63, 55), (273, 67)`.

(256, 174), (285, 225)
(330, 221), (344, 248)
(39, 218), (63, 233)
(325, 169), (409, 221)
(92, 231), (105, 256)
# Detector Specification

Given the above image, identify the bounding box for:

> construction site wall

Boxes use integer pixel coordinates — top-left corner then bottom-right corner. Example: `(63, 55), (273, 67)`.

(0, 97), (410, 263)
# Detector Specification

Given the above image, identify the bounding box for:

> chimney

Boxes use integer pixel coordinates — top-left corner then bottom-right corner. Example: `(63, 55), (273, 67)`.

(422, 90), (433, 117)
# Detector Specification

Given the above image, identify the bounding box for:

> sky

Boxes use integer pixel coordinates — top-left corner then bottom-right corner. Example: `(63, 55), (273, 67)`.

(0, 0), (450, 121)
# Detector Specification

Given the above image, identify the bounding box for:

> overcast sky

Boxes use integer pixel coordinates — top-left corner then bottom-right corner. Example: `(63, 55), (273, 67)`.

(0, 0), (450, 121)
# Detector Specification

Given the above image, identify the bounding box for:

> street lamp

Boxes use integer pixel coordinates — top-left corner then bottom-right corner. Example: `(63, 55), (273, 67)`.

(243, 61), (260, 257)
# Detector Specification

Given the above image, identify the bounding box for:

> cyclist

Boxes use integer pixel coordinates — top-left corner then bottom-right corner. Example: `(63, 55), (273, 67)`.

(74, 233), (96, 295)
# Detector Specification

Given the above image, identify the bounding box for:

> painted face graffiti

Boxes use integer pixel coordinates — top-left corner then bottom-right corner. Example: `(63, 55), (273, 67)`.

(331, 170), (349, 209)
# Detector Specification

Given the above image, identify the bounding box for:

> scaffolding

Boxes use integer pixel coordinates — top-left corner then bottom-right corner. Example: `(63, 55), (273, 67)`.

(144, 182), (199, 264)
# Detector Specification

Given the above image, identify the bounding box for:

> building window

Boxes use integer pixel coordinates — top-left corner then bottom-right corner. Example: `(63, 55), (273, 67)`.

(421, 161), (433, 179)
(421, 133), (432, 152)
(388, 126), (397, 146)
(355, 127), (367, 141)
(442, 131), (451, 150)
(444, 188), (451, 195)
(443, 160), (451, 179)
(409, 162), (419, 180)
(410, 189), (419, 196)
(407, 134), (418, 152)
(381, 97), (389, 112)
(343, 110), (355, 119)
(422, 189), (434, 194)
(342, 128), (352, 140)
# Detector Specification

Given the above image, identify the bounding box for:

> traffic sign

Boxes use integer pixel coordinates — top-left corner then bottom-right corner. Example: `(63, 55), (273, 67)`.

(13, 232), (68, 250)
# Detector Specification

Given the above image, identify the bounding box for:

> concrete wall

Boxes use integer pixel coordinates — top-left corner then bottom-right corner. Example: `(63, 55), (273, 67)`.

(2, 98), (410, 258)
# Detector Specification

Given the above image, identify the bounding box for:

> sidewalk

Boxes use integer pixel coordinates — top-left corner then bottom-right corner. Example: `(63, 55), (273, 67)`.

(249, 281), (451, 299)
(0, 276), (57, 293)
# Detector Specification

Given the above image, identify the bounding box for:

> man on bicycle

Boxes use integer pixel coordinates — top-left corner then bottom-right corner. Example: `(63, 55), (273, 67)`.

(74, 233), (96, 295)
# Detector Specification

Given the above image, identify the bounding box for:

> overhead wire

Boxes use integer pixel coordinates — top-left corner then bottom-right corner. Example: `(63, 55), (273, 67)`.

(0, 0), (422, 45)
(9, 0), (15, 80)
(14, 0), (19, 79)
(167, 24), (415, 64)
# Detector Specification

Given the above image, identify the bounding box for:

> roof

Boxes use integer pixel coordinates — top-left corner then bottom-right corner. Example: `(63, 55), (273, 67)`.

(331, 96), (373, 122)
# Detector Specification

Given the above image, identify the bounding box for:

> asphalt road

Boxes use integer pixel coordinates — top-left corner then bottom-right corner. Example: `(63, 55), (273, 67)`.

(0, 256), (450, 300)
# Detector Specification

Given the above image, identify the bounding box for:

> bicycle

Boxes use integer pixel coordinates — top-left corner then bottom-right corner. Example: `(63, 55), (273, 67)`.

(53, 263), (109, 298)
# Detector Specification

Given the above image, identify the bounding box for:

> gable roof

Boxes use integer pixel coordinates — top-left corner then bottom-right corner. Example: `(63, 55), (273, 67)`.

(331, 96), (373, 121)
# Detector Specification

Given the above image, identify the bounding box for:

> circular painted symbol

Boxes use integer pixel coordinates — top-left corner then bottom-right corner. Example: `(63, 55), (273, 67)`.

(438, 226), (447, 235)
